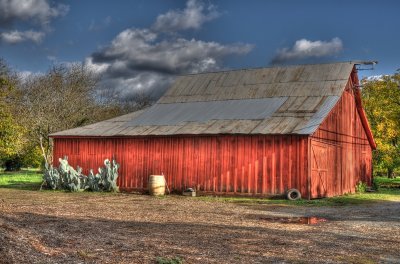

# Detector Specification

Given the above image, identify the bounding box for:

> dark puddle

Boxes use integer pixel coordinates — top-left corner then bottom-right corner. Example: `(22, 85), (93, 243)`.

(259, 216), (328, 225)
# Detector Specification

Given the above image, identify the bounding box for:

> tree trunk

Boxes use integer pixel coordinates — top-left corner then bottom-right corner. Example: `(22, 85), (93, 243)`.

(387, 167), (394, 178)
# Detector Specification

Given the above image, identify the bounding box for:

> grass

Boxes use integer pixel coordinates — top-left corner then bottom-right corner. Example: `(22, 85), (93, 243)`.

(0, 168), (43, 190)
(0, 169), (122, 196)
(196, 177), (400, 206)
(1, 169), (399, 206)
(373, 176), (400, 186)
(195, 189), (399, 207)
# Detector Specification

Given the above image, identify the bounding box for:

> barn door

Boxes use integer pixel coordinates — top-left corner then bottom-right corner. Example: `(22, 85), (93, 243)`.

(310, 143), (328, 198)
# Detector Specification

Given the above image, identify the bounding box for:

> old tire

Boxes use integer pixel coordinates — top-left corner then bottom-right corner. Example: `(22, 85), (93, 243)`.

(286, 189), (301, 201)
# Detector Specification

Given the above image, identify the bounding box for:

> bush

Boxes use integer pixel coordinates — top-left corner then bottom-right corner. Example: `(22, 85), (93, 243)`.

(3, 156), (23, 171)
(355, 181), (367, 193)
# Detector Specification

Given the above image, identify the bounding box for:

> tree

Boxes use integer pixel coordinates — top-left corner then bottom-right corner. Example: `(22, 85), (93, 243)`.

(362, 72), (400, 178)
(17, 63), (129, 166)
(0, 59), (26, 170)
(1, 60), (151, 169)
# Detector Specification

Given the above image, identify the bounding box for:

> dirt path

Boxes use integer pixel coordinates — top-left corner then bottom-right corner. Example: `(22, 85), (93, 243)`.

(0, 189), (399, 263)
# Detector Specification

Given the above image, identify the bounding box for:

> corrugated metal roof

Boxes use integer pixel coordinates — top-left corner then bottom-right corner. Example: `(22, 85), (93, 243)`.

(129, 98), (286, 126)
(50, 62), (355, 137)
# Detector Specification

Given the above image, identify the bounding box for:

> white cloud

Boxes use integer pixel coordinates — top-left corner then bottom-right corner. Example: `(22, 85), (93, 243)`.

(18, 70), (34, 81)
(0, 0), (68, 26)
(85, 57), (109, 75)
(0, 30), (44, 44)
(87, 28), (253, 99)
(98, 72), (176, 100)
(365, 75), (385, 81)
(0, 0), (69, 44)
(152, 0), (219, 32)
(84, 0), (253, 100)
(271, 37), (343, 64)
(47, 55), (57, 61)
(91, 28), (252, 74)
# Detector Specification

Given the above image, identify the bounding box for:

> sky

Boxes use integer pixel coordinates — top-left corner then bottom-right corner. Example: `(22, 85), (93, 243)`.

(1, 0), (399, 100)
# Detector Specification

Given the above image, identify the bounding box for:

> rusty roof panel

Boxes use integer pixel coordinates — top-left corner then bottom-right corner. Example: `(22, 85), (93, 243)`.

(50, 62), (354, 137)
(206, 120), (262, 134)
(146, 125), (182, 135)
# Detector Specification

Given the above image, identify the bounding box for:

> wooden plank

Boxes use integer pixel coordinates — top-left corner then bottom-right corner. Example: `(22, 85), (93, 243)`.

(311, 78), (373, 197)
(54, 134), (311, 197)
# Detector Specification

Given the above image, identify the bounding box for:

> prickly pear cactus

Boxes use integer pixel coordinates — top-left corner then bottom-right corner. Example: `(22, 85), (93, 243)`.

(43, 164), (60, 190)
(43, 157), (120, 192)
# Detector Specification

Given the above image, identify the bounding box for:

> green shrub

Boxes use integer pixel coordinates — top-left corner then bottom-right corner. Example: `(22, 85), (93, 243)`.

(356, 181), (367, 193)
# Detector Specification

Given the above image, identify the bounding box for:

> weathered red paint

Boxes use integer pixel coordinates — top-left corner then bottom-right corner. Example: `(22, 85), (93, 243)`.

(51, 69), (374, 199)
(53, 135), (310, 197)
(310, 75), (373, 198)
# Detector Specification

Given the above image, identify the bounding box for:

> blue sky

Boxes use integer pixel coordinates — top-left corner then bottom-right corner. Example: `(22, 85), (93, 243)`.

(1, 0), (399, 99)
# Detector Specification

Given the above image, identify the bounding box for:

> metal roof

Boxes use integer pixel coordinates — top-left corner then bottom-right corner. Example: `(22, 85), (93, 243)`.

(129, 98), (287, 126)
(51, 62), (355, 137)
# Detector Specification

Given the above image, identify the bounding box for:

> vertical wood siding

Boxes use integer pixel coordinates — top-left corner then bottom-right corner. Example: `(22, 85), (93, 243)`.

(311, 79), (373, 198)
(53, 135), (309, 197)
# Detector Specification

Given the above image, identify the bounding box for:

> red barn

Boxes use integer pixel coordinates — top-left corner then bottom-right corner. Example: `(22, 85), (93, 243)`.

(50, 62), (376, 199)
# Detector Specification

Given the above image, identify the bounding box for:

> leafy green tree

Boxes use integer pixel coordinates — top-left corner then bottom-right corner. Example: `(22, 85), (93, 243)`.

(0, 59), (25, 170)
(362, 72), (400, 178)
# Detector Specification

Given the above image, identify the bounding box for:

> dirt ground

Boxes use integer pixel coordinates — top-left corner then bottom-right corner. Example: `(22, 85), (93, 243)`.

(0, 189), (399, 264)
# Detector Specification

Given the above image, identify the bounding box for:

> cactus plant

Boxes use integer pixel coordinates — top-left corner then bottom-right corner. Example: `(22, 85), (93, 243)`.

(43, 157), (120, 192)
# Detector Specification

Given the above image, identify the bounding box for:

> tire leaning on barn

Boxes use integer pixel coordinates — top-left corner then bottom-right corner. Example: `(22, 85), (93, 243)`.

(286, 189), (301, 200)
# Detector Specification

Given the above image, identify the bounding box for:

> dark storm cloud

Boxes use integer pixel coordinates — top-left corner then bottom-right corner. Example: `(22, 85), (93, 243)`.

(86, 20), (253, 100)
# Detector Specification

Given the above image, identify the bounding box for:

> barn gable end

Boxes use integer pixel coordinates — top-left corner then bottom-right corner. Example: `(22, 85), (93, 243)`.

(309, 71), (374, 198)
(50, 62), (375, 198)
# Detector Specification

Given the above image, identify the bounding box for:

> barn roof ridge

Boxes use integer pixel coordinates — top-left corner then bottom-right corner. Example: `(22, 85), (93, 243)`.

(51, 61), (363, 138)
(177, 61), (356, 77)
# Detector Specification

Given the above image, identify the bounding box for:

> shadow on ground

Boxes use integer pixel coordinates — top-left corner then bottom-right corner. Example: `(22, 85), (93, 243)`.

(1, 201), (399, 264)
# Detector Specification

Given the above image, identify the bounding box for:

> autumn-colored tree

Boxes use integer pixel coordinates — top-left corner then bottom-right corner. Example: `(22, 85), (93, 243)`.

(362, 72), (400, 178)
(0, 59), (26, 170)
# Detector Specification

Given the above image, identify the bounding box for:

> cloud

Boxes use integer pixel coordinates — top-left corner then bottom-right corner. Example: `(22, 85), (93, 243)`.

(0, 30), (44, 44)
(85, 0), (253, 100)
(88, 16), (112, 32)
(46, 55), (57, 61)
(152, 0), (219, 32)
(0, 0), (68, 26)
(271, 37), (343, 64)
(91, 29), (252, 75)
(95, 71), (176, 101)
(18, 70), (33, 80)
(0, 0), (69, 44)
(87, 28), (253, 99)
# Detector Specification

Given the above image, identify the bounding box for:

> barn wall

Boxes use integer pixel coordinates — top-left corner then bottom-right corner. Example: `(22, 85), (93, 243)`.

(53, 135), (309, 197)
(311, 80), (373, 198)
